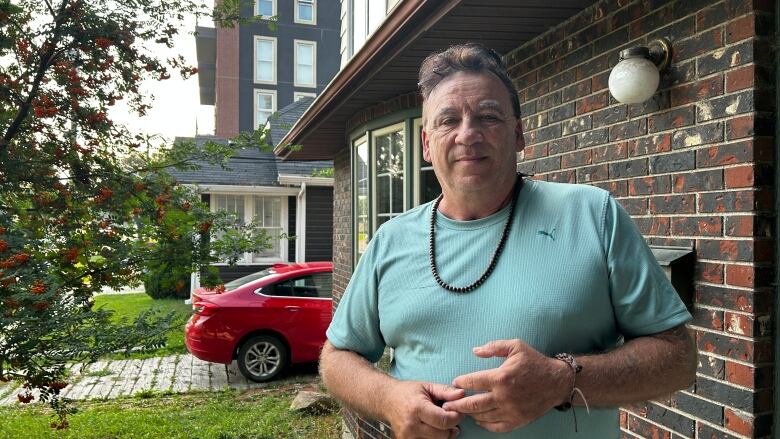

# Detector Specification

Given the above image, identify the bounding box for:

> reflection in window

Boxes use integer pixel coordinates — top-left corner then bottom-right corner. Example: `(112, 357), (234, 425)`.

(418, 128), (441, 204)
(296, 0), (315, 23)
(255, 91), (275, 127)
(256, 0), (274, 16)
(354, 138), (369, 263)
(374, 128), (404, 231)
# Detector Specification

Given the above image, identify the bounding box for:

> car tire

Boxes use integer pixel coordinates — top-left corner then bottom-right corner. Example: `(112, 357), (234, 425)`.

(237, 335), (288, 382)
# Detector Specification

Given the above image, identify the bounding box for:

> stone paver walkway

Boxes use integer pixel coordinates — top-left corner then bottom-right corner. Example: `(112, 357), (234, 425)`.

(0, 354), (305, 406)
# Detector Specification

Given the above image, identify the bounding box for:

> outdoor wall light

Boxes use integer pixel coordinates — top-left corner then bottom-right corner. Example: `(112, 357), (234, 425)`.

(608, 38), (672, 104)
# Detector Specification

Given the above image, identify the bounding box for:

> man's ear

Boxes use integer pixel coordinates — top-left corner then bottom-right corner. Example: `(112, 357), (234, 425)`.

(422, 128), (432, 163)
(514, 118), (525, 153)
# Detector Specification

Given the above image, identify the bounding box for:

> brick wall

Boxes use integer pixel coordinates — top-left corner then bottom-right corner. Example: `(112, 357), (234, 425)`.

(508, 0), (776, 437)
(333, 0), (777, 437)
(333, 148), (352, 306)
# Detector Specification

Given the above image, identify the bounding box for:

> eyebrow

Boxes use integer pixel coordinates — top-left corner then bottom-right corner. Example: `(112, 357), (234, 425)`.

(433, 100), (506, 118)
(478, 100), (505, 113)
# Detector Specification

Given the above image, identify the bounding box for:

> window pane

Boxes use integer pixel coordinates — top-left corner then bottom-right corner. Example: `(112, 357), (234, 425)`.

(258, 0), (273, 16)
(257, 94), (273, 110)
(373, 128), (404, 231)
(256, 40), (274, 81)
(355, 140), (369, 262)
(352, 0), (366, 52)
(298, 3), (313, 21)
(296, 44), (314, 85)
(297, 44), (313, 65)
(297, 65), (313, 86)
(368, 0), (384, 33)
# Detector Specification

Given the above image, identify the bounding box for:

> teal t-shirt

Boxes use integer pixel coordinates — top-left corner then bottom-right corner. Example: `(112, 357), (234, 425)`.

(327, 179), (692, 438)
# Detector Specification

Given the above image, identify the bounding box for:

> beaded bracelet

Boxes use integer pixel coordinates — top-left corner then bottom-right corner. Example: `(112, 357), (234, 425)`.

(553, 353), (590, 432)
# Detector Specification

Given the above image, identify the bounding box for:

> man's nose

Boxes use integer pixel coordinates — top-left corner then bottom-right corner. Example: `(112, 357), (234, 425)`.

(455, 117), (483, 146)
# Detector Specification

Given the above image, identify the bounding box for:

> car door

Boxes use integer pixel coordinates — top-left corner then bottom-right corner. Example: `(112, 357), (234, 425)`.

(264, 272), (332, 362)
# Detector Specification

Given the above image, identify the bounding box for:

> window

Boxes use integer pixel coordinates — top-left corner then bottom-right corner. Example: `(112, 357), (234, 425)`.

(252, 196), (282, 262)
(372, 124), (405, 232)
(413, 118), (440, 205)
(254, 90), (276, 128)
(294, 92), (316, 101)
(350, 0), (389, 57)
(255, 0), (275, 17)
(254, 37), (276, 84)
(294, 40), (316, 88)
(353, 136), (369, 263)
(263, 273), (332, 298)
(211, 194), (287, 263)
(295, 0), (316, 24)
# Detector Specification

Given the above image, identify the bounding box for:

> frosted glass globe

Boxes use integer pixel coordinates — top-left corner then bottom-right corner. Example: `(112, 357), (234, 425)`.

(608, 57), (660, 104)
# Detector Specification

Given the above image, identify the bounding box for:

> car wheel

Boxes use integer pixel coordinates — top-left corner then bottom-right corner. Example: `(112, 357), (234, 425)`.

(237, 335), (288, 382)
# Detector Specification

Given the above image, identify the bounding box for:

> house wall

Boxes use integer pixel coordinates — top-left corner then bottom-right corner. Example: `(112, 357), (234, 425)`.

(237, 1), (341, 133)
(508, 0), (775, 437)
(305, 186), (335, 261)
(332, 0), (777, 438)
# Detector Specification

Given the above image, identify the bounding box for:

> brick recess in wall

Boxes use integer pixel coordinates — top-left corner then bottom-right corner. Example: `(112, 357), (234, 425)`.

(332, 0), (776, 438)
(509, 0), (775, 438)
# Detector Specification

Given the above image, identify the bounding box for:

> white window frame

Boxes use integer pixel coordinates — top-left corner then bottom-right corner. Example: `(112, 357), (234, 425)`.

(294, 39), (317, 88)
(352, 135), (369, 265)
(294, 0), (316, 25)
(371, 122), (406, 234)
(294, 91), (316, 101)
(254, 89), (277, 129)
(253, 36), (277, 84)
(254, 0), (276, 18)
(209, 193), (289, 264)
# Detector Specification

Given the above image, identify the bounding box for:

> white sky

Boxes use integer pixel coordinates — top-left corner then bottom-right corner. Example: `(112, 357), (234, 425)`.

(109, 3), (215, 142)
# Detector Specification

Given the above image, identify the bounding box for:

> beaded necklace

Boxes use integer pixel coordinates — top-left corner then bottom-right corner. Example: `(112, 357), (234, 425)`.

(428, 174), (522, 293)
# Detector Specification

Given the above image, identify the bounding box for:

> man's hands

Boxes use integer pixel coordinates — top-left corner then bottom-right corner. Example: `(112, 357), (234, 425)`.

(442, 339), (571, 433)
(383, 381), (466, 439)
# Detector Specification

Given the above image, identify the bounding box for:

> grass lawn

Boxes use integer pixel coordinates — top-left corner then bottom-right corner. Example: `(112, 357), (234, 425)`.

(93, 293), (193, 359)
(0, 388), (341, 438)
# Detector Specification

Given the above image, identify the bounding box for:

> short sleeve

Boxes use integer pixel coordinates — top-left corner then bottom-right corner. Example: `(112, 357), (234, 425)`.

(325, 233), (387, 363)
(603, 195), (692, 338)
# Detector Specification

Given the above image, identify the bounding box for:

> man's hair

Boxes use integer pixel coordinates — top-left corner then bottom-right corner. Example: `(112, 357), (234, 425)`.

(418, 43), (521, 118)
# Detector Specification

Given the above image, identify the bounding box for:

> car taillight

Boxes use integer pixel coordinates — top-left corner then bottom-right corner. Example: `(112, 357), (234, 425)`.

(193, 302), (219, 316)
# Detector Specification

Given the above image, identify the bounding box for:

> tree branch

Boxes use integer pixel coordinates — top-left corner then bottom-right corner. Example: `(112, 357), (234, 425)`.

(0, 0), (74, 154)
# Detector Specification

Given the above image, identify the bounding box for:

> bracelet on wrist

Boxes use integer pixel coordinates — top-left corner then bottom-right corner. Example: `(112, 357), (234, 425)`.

(553, 353), (590, 432)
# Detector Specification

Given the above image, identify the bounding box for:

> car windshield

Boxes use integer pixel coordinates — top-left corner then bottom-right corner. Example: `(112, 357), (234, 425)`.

(223, 268), (276, 290)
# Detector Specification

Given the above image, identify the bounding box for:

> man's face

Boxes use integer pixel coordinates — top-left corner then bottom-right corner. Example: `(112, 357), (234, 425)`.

(421, 71), (525, 197)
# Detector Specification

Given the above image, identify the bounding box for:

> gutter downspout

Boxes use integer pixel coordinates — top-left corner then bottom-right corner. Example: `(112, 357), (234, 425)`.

(296, 182), (307, 263)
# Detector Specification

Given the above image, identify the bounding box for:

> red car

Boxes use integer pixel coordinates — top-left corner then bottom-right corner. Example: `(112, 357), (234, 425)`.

(185, 262), (333, 382)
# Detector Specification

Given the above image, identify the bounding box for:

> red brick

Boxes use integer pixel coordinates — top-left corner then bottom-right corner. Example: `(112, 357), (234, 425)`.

(725, 215), (754, 237)
(725, 312), (754, 337)
(726, 64), (755, 92)
(671, 216), (722, 236)
(561, 150), (592, 168)
(619, 411), (627, 428)
(724, 165), (755, 188)
(697, 262), (724, 284)
(725, 361), (754, 388)
(726, 264), (755, 288)
(726, 14), (756, 44)
(725, 408), (754, 436)
(670, 76), (724, 107)
(692, 307), (724, 330)
(576, 92), (609, 115)
(726, 115), (755, 140)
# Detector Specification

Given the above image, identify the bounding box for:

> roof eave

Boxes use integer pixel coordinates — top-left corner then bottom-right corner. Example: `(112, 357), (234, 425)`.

(273, 0), (461, 159)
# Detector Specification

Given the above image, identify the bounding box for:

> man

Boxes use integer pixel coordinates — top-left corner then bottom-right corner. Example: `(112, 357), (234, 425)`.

(320, 43), (695, 439)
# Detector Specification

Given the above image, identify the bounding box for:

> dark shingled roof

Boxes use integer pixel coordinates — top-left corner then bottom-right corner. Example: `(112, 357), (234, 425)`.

(169, 98), (331, 186)
(268, 98), (332, 176)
